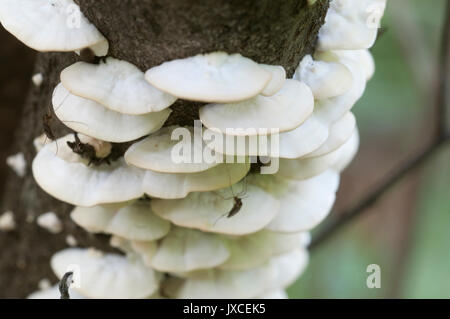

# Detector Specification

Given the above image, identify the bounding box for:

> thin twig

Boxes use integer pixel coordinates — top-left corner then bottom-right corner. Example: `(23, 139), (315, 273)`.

(310, 137), (449, 249)
(59, 271), (73, 300)
(310, 3), (450, 249)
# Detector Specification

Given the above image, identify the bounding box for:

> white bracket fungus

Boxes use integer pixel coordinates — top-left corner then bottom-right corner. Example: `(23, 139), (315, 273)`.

(334, 49), (376, 81)
(6, 152), (27, 177)
(61, 58), (177, 115)
(219, 231), (308, 271)
(293, 55), (353, 100)
(25, 0), (386, 300)
(37, 212), (63, 234)
(124, 126), (221, 173)
(277, 128), (360, 181)
(304, 112), (356, 158)
(38, 278), (52, 291)
(199, 80), (314, 136)
(318, 0), (387, 51)
(0, 0), (109, 55)
(151, 182), (279, 236)
(32, 135), (250, 206)
(259, 65), (287, 96)
(149, 227), (230, 273)
(65, 234), (78, 247)
(163, 249), (308, 299)
(70, 202), (171, 241)
(263, 171), (340, 233)
(313, 52), (367, 124)
(0, 211), (16, 232)
(51, 248), (159, 299)
(52, 83), (171, 143)
(145, 52), (272, 103)
(32, 73), (44, 87)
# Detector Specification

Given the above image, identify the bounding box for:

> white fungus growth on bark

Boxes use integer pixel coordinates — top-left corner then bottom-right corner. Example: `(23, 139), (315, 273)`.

(145, 52), (272, 103)
(6, 152), (27, 177)
(65, 235), (78, 247)
(37, 212), (63, 234)
(32, 73), (44, 87)
(37, 278), (52, 291)
(52, 83), (172, 143)
(0, 211), (16, 232)
(61, 58), (177, 115)
(25, 0), (387, 299)
(0, 0), (109, 55)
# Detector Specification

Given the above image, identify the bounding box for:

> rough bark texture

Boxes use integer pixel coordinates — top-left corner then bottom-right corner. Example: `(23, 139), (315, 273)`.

(0, 0), (329, 298)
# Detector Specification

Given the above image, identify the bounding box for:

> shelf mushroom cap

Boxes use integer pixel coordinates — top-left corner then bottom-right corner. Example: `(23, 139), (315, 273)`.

(163, 261), (278, 299)
(61, 58), (176, 115)
(332, 128), (360, 172)
(293, 55), (353, 100)
(318, 0), (387, 51)
(149, 227), (230, 273)
(0, 0), (108, 55)
(140, 161), (251, 199)
(313, 52), (367, 124)
(52, 83), (171, 143)
(70, 202), (171, 241)
(259, 65), (287, 96)
(265, 249), (309, 291)
(199, 79), (314, 136)
(145, 52), (271, 103)
(276, 127), (358, 180)
(262, 171), (340, 233)
(151, 182), (279, 236)
(334, 49), (376, 81)
(205, 104), (354, 159)
(219, 231), (308, 270)
(163, 249), (308, 299)
(305, 112), (356, 158)
(276, 113), (330, 159)
(129, 240), (158, 267)
(51, 248), (159, 299)
(125, 126), (221, 173)
(32, 135), (250, 206)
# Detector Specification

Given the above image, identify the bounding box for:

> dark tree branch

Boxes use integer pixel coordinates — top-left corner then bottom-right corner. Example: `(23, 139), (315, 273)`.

(310, 137), (449, 249)
(436, 0), (450, 139)
(310, 3), (450, 249)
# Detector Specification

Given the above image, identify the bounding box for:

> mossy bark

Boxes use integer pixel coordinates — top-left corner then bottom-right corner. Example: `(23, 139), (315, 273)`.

(0, 0), (329, 298)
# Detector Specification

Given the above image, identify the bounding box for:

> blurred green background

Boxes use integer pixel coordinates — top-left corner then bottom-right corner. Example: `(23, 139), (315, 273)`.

(289, 0), (450, 298)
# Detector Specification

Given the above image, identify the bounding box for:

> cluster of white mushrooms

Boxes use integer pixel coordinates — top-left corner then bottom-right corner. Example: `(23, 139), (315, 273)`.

(0, 0), (386, 299)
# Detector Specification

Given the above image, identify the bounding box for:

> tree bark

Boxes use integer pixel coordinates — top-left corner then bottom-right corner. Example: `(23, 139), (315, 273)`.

(0, 0), (329, 298)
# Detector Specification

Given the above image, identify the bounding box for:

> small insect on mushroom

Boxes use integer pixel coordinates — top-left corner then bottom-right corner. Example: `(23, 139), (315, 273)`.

(227, 196), (243, 218)
(66, 133), (109, 166)
(214, 176), (248, 223)
(226, 178), (248, 218)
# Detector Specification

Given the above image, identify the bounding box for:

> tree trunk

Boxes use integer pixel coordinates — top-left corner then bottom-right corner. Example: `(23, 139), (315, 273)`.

(0, 0), (329, 298)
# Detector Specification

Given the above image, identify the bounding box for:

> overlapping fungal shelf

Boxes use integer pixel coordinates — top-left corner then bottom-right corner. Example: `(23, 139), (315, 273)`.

(0, 0), (387, 299)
